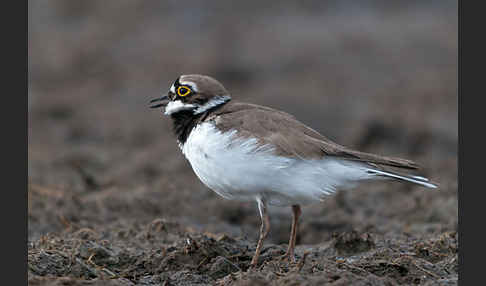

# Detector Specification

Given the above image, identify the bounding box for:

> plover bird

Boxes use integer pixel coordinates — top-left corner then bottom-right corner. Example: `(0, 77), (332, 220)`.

(150, 74), (437, 267)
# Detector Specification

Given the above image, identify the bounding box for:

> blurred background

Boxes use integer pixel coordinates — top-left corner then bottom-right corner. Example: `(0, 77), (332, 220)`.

(28, 0), (457, 245)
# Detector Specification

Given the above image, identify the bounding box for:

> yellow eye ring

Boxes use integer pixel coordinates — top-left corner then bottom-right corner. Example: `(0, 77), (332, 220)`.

(177, 86), (191, 97)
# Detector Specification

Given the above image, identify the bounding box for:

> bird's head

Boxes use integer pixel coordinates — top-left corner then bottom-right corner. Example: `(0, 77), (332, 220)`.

(150, 74), (231, 115)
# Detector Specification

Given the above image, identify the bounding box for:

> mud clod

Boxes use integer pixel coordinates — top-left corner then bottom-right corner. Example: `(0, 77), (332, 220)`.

(28, 222), (458, 285)
(333, 231), (375, 256)
(209, 256), (242, 279)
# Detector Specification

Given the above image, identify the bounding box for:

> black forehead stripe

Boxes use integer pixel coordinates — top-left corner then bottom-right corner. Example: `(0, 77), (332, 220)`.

(174, 77), (181, 87)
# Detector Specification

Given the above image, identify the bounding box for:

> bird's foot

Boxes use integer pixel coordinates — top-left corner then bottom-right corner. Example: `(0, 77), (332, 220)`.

(249, 254), (261, 270)
(249, 261), (258, 269)
(278, 252), (296, 263)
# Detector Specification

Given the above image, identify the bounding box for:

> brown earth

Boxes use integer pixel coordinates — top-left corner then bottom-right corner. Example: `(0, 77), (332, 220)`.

(28, 1), (458, 285)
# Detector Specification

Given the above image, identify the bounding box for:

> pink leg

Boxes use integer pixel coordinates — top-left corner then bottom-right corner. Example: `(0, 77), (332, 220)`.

(250, 198), (270, 268)
(281, 204), (301, 262)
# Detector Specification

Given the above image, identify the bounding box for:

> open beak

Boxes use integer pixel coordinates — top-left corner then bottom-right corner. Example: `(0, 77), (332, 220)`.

(149, 95), (169, 109)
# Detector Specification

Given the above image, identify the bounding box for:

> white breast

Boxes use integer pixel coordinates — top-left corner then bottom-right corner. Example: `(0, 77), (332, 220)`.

(181, 122), (373, 206)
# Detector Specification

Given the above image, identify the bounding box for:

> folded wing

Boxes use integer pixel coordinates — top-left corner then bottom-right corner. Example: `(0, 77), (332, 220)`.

(211, 101), (418, 170)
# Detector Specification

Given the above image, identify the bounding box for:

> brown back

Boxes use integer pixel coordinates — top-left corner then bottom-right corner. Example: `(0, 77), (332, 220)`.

(207, 101), (418, 170)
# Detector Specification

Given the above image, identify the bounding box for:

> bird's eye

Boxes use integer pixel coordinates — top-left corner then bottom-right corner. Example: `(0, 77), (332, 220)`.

(177, 86), (191, 97)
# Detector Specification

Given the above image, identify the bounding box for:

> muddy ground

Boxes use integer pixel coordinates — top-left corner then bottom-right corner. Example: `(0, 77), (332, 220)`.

(28, 1), (457, 285)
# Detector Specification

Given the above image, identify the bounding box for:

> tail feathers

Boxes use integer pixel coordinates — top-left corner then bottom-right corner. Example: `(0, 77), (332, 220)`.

(366, 168), (438, 189)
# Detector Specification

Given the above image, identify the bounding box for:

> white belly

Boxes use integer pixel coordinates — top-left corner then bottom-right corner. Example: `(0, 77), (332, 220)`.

(181, 122), (372, 206)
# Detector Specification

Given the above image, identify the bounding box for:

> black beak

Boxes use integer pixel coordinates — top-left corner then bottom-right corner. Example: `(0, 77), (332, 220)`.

(149, 95), (169, 109)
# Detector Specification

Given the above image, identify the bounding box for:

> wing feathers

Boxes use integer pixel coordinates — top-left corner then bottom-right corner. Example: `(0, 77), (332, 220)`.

(210, 101), (420, 170)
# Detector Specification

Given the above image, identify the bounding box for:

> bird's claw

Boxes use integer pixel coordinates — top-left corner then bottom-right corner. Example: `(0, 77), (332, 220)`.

(278, 252), (296, 263)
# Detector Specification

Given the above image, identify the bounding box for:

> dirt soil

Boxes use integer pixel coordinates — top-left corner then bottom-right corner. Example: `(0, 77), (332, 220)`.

(28, 1), (458, 285)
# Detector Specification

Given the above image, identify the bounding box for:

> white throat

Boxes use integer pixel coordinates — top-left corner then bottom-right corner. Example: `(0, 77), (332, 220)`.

(164, 100), (196, 115)
(164, 96), (231, 116)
